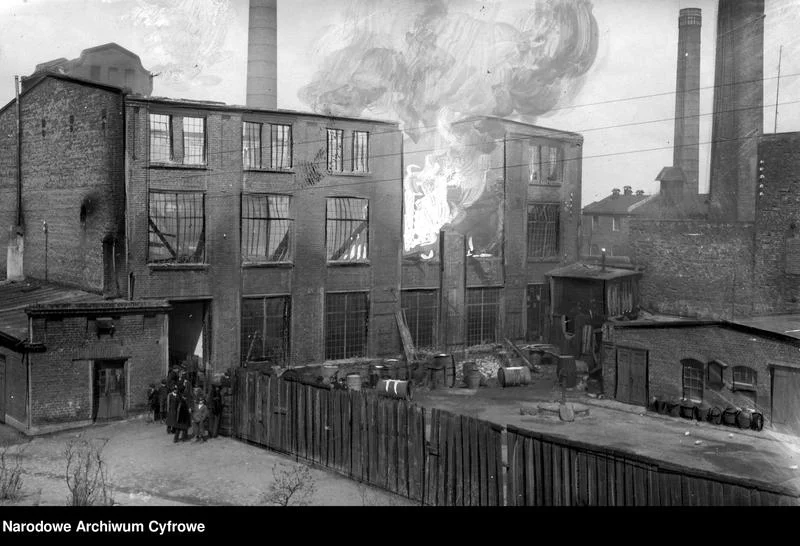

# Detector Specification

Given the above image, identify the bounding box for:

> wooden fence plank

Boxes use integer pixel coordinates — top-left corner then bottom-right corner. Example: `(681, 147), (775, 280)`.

(489, 425), (502, 506)
(321, 389), (330, 466)
(469, 417), (479, 506)
(351, 392), (362, 480)
(425, 408), (439, 505)
(633, 465), (648, 506)
(658, 472), (672, 506)
(447, 413), (458, 507)
(387, 400), (398, 493)
(596, 454), (608, 506)
(552, 444), (563, 506)
(397, 401), (408, 498)
(438, 410), (448, 506)
(453, 414), (463, 507)
(647, 468), (659, 506)
(478, 422), (488, 506)
(332, 390), (342, 471)
(368, 397), (378, 487)
(297, 384), (306, 459)
(562, 444), (572, 506)
(360, 394), (370, 484)
(669, 473), (682, 506)
(343, 391), (352, 476)
(305, 385), (313, 461)
(408, 405), (422, 502)
(458, 416), (468, 507)
(377, 398), (388, 489)
(525, 438), (536, 507)
(586, 453), (597, 506)
(506, 429), (519, 506)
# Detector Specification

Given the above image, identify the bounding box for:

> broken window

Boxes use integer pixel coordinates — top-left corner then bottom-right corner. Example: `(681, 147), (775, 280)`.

(327, 128), (343, 172)
(242, 121), (262, 169)
(241, 194), (293, 263)
(241, 296), (290, 365)
(529, 142), (563, 185)
(149, 113), (172, 163)
(401, 290), (438, 349)
(527, 203), (560, 259)
(148, 191), (205, 263)
(681, 359), (704, 402)
(182, 117), (206, 165)
(732, 366), (757, 392)
(707, 359), (727, 390)
(466, 287), (501, 346)
(271, 124), (292, 170)
(325, 292), (368, 360)
(326, 197), (368, 262)
(352, 131), (369, 172)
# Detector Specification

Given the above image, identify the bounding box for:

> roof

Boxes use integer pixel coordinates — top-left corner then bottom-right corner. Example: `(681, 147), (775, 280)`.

(546, 262), (642, 281)
(453, 115), (584, 144)
(1, 73), (124, 116)
(655, 166), (686, 182)
(0, 280), (105, 345)
(729, 314), (800, 341)
(583, 193), (653, 215)
(630, 192), (711, 220)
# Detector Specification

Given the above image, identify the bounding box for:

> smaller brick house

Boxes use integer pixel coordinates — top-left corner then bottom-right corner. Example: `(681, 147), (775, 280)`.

(0, 280), (170, 435)
(602, 316), (800, 435)
(581, 186), (652, 258)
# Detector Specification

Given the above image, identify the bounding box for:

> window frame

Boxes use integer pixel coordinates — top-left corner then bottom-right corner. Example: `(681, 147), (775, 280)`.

(465, 287), (502, 346)
(182, 116), (207, 166)
(352, 130), (369, 173)
(149, 113), (173, 164)
(527, 202), (561, 261)
(269, 123), (293, 170)
(401, 289), (438, 350)
(326, 197), (369, 264)
(147, 190), (206, 264)
(612, 216), (621, 232)
(325, 291), (369, 360)
(241, 295), (291, 365)
(327, 128), (344, 173)
(242, 121), (263, 170)
(732, 366), (757, 392)
(528, 141), (563, 186)
(241, 193), (294, 264)
(681, 359), (704, 403)
(592, 215), (599, 232)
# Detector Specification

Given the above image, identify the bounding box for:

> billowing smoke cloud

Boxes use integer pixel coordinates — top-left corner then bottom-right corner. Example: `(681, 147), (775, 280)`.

(300, 0), (599, 131)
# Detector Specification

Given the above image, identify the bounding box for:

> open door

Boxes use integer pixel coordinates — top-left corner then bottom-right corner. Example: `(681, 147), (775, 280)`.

(94, 360), (126, 421)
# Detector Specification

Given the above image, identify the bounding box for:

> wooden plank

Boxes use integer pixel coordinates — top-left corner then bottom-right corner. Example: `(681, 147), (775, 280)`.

(397, 400), (408, 498)
(263, 376), (273, 449)
(525, 438), (536, 506)
(447, 412), (457, 507)
(633, 465), (648, 506)
(387, 400), (398, 493)
(351, 392), (362, 480)
(368, 397), (379, 487)
(425, 408), (439, 506)
(492, 425), (502, 506)
(305, 385), (313, 461)
(296, 384), (306, 458)
(658, 472), (672, 507)
(586, 453), (596, 506)
(478, 421), (488, 506)
(331, 390), (341, 470)
(459, 416), (468, 507)
(360, 394), (369, 484)
(469, 417), (479, 506)
(596, 453), (608, 506)
(506, 429), (519, 506)
(343, 391), (352, 476)
(395, 309), (416, 363)
(375, 398), (386, 489)
(320, 389), (329, 466)
(552, 445), (563, 506)
(562, 445), (572, 506)
(647, 468), (659, 506)
(454, 415), (464, 507)
(669, 473), (682, 506)
(615, 459), (626, 507)
(408, 405), (422, 502)
(437, 410), (447, 506)
(624, 461), (635, 506)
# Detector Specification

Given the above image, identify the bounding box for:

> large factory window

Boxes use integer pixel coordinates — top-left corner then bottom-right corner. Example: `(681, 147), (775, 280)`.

(241, 296), (291, 365)
(242, 121), (262, 169)
(326, 197), (369, 262)
(327, 128), (344, 172)
(527, 203), (560, 260)
(681, 359), (704, 403)
(325, 292), (368, 360)
(466, 287), (501, 346)
(149, 113), (172, 163)
(241, 194), (293, 263)
(401, 290), (438, 349)
(182, 117), (206, 165)
(529, 142), (563, 185)
(270, 124), (292, 170)
(352, 131), (369, 172)
(148, 191), (205, 264)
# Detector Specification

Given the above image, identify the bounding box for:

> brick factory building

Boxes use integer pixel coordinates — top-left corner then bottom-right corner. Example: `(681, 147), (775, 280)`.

(401, 117), (583, 352)
(0, 73), (403, 430)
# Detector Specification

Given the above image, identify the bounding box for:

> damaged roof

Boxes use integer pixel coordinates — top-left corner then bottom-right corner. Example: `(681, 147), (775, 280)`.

(546, 262), (642, 281)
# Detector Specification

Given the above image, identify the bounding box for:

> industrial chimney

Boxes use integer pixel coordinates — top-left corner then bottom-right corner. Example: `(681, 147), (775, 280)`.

(673, 8), (701, 196)
(708, 0), (765, 221)
(246, 0), (278, 109)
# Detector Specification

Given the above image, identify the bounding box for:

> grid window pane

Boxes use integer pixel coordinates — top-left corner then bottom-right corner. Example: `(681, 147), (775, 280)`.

(353, 131), (369, 172)
(325, 292), (368, 360)
(241, 194), (293, 262)
(243, 122), (262, 169)
(401, 290), (438, 349)
(149, 113), (171, 163)
(527, 203), (560, 259)
(271, 124), (292, 169)
(148, 191), (205, 263)
(326, 197), (368, 262)
(241, 296), (290, 364)
(528, 143), (541, 184)
(466, 288), (501, 346)
(528, 142), (562, 185)
(682, 360), (704, 402)
(733, 366), (756, 387)
(327, 129), (343, 172)
(182, 117), (206, 165)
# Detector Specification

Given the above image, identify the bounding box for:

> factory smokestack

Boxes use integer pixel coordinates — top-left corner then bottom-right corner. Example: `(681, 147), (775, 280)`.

(708, 0), (764, 221)
(673, 8), (701, 196)
(246, 0), (277, 109)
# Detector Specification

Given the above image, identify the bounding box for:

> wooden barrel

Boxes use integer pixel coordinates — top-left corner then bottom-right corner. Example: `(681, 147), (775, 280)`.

(346, 373), (362, 391)
(708, 406), (723, 425)
(384, 359), (402, 379)
(465, 371), (481, 389)
(430, 354), (455, 388)
(723, 407), (739, 426)
(736, 410), (752, 430)
(680, 402), (696, 420)
(667, 400), (681, 417)
(696, 406), (710, 422)
(498, 366), (531, 388)
(376, 379), (412, 400)
(751, 412), (764, 431)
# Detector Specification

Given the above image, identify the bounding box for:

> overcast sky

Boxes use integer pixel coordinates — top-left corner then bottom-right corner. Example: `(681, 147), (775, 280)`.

(0, 0), (798, 206)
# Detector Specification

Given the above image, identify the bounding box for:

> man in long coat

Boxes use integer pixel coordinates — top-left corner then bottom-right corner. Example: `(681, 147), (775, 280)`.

(165, 385), (179, 434)
(172, 390), (192, 443)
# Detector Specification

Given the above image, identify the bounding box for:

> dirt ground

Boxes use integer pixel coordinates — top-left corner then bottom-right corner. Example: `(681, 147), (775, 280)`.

(0, 418), (413, 507)
(413, 365), (800, 495)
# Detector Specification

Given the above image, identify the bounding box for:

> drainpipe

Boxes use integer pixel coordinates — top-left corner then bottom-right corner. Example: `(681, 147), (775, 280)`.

(601, 248), (607, 271)
(15, 76), (22, 228)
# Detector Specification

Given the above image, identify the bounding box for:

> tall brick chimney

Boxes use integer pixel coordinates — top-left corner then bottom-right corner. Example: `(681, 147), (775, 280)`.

(246, 0), (278, 109)
(708, 0), (765, 221)
(673, 8), (702, 196)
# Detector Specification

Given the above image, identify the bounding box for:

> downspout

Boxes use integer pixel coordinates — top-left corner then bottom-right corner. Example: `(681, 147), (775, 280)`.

(15, 76), (22, 228)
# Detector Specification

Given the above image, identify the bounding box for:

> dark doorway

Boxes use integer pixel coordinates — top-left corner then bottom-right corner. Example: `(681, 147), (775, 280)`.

(771, 366), (800, 434)
(615, 346), (648, 407)
(168, 300), (211, 380)
(93, 360), (126, 421)
(0, 355), (6, 423)
(526, 283), (549, 342)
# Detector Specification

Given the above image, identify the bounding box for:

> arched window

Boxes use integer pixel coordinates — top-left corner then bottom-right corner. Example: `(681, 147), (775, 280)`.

(681, 359), (704, 402)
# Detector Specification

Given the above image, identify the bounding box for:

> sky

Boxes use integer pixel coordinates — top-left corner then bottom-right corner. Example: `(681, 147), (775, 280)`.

(0, 0), (798, 206)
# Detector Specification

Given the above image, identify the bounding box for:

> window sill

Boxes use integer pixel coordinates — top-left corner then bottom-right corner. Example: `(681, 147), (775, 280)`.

(327, 171), (371, 177)
(149, 162), (208, 170)
(242, 262), (294, 269)
(528, 182), (563, 187)
(527, 257), (561, 263)
(731, 384), (757, 393)
(148, 263), (209, 271)
(327, 261), (371, 267)
(244, 168), (295, 174)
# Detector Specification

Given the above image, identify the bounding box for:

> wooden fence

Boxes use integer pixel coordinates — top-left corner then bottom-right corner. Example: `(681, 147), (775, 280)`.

(232, 369), (503, 505)
(506, 425), (800, 506)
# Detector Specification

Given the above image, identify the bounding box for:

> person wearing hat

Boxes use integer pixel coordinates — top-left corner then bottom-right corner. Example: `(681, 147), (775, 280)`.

(147, 383), (159, 423)
(165, 384), (180, 435)
(191, 395), (209, 442)
(157, 379), (169, 424)
(172, 387), (192, 443)
(208, 384), (223, 439)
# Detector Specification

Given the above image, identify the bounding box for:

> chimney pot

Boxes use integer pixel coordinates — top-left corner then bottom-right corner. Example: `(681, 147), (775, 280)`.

(623, 186), (633, 196)
(636, 190), (645, 196)
(611, 188), (621, 198)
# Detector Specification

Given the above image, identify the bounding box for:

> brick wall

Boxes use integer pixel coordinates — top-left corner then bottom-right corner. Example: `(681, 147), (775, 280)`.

(630, 219), (755, 319)
(581, 214), (634, 257)
(27, 309), (167, 428)
(606, 323), (800, 422)
(0, 77), (125, 292)
(753, 132), (800, 314)
(0, 348), (27, 426)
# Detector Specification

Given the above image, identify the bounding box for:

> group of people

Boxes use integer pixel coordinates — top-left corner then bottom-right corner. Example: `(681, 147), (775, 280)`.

(147, 366), (225, 443)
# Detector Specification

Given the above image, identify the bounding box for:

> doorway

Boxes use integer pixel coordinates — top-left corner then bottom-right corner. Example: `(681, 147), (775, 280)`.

(771, 366), (800, 434)
(93, 360), (126, 421)
(168, 300), (211, 382)
(526, 283), (549, 342)
(615, 346), (648, 407)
